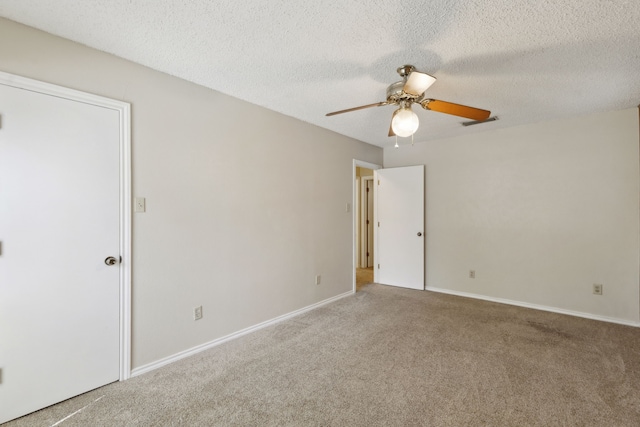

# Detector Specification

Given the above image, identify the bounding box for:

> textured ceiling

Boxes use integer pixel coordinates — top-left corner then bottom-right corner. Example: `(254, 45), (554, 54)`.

(1, 1), (639, 148)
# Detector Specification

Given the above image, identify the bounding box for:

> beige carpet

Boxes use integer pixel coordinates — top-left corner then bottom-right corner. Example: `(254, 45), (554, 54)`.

(7, 284), (640, 426)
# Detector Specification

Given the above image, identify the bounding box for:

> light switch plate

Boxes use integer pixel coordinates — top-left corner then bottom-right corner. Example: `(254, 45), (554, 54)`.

(135, 197), (146, 213)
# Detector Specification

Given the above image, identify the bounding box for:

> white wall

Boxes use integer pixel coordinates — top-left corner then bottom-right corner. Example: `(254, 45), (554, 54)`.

(385, 108), (640, 323)
(0, 18), (382, 368)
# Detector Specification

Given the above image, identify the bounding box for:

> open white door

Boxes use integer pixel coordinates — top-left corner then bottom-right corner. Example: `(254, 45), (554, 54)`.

(0, 76), (128, 423)
(374, 165), (424, 289)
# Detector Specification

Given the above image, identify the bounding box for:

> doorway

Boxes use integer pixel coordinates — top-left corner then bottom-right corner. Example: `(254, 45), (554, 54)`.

(361, 176), (375, 268)
(353, 160), (381, 291)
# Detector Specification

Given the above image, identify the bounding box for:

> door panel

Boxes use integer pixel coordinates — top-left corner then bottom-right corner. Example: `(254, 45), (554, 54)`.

(374, 165), (424, 289)
(0, 83), (120, 423)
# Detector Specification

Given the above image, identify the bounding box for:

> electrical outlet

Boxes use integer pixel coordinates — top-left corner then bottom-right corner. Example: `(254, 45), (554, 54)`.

(194, 305), (203, 320)
(593, 284), (603, 295)
(315, 275), (321, 285)
(469, 270), (475, 279)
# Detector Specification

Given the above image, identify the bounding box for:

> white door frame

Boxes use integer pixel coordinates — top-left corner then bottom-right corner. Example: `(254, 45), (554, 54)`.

(352, 160), (381, 292)
(0, 71), (132, 380)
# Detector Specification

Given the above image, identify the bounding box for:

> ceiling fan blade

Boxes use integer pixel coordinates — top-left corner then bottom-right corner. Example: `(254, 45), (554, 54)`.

(403, 71), (436, 96)
(326, 102), (388, 116)
(421, 99), (490, 121)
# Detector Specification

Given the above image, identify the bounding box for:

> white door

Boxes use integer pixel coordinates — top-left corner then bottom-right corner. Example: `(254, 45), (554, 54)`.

(374, 165), (424, 289)
(0, 82), (121, 423)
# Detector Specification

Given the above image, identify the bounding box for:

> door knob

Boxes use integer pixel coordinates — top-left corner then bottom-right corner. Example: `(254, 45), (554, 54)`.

(417, 232), (422, 237)
(104, 256), (118, 266)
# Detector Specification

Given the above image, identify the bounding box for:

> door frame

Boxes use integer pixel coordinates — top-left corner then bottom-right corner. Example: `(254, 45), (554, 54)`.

(352, 159), (381, 292)
(0, 71), (132, 380)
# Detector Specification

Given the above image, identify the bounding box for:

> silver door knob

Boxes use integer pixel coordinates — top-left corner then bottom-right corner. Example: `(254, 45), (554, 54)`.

(417, 232), (422, 237)
(104, 256), (118, 266)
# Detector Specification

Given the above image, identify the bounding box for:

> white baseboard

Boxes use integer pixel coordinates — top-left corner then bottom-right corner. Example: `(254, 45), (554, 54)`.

(130, 291), (353, 378)
(426, 286), (640, 327)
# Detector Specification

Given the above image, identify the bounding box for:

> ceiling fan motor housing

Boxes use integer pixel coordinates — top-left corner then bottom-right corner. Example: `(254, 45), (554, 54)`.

(386, 80), (423, 106)
(386, 65), (428, 105)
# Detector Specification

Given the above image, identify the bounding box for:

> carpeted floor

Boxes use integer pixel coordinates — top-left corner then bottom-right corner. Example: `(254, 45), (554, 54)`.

(7, 284), (640, 426)
(355, 267), (374, 291)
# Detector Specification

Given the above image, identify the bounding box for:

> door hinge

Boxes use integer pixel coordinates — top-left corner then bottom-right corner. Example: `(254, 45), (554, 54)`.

(366, 252), (369, 257)
(366, 187), (369, 192)
(378, 180), (380, 185)
(366, 219), (369, 225)
(378, 222), (380, 227)
(378, 263), (380, 269)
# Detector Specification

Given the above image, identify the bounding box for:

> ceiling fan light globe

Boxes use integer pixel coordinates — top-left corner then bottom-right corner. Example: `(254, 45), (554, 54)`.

(391, 108), (419, 137)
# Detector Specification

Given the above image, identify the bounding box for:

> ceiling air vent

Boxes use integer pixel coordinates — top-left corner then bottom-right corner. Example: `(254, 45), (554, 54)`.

(461, 116), (498, 127)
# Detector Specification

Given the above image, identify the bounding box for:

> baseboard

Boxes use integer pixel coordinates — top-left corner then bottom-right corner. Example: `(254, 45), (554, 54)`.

(426, 286), (640, 328)
(130, 291), (353, 378)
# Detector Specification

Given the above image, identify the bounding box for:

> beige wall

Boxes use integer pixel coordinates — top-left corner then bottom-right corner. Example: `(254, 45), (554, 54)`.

(385, 108), (640, 323)
(0, 18), (382, 368)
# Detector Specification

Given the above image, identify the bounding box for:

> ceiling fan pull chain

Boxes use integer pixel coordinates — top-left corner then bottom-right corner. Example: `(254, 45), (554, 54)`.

(394, 135), (399, 149)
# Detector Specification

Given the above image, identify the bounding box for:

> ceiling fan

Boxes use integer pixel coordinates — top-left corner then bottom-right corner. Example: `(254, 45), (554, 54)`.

(326, 65), (491, 138)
